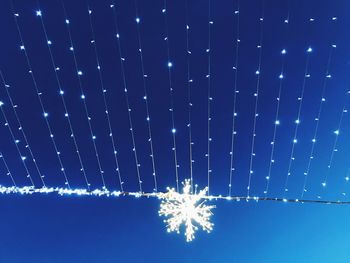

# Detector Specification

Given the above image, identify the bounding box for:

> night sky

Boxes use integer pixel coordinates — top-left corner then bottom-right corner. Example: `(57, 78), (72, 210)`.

(1, 0), (350, 262)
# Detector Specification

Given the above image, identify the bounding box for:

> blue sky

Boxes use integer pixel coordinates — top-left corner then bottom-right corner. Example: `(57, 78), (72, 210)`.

(1, 0), (350, 262)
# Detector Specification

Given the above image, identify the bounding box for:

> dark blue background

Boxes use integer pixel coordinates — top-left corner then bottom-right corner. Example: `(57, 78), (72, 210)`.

(1, 0), (350, 262)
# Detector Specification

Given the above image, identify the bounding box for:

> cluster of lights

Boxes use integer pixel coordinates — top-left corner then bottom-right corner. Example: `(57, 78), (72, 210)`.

(159, 180), (214, 242)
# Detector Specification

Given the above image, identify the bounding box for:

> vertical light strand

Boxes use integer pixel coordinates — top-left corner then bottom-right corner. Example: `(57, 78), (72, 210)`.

(0, 152), (17, 187)
(0, 101), (35, 186)
(319, 91), (350, 194)
(110, 2), (143, 193)
(206, 0), (213, 195)
(0, 71), (46, 187)
(162, 0), (180, 192)
(263, 47), (287, 197)
(185, 0), (194, 193)
(36, 2), (91, 190)
(247, 1), (265, 198)
(86, 3), (124, 191)
(228, 0), (240, 197)
(301, 45), (335, 198)
(11, 5), (71, 188)
(134, 0), (158, 192)
(62, 5), (107, 189)
(263, 7), (290, 196)
(283, 45), (313, 196)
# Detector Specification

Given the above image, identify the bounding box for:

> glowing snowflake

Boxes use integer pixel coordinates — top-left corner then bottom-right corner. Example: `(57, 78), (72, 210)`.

(159, 180), (215, 242)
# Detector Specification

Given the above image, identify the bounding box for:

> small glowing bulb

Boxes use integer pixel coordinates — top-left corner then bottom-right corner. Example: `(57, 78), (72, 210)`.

(307, 47), (313, 53)
(171, 128), (176, 134)
(281, 49), (287, 54)
(275, 120), (280, 125)
(44, 112), (49, 117)
(77, 70), (83, 76)
(136, 17), (140, 23)
(168, 62), (173, 68)
(0, 101), (3, 106)
(36, 10), (42, 16)
(81, 94), (85, 99)
(334, 130), (339, 135)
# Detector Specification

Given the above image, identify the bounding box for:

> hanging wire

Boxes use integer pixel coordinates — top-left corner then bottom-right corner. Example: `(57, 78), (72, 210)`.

(85, 2), (124, 191)
(301, 45), (335, 198)
(11, 3), (71, 188)
(134, 0), (158, 192)
(247, 0), (265, 197)
(0, 71), (46, 187)
(110, 2), (143, 192)
(162, 0), (180, 192)
(0, 152), (17, 187)
(228, 0), (240, 197)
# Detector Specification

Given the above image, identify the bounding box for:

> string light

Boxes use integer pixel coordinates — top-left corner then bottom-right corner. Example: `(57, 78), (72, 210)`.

(283, 44), (313, 196)
(110, 2), (143, 192)
(36, 1), (91, 190)
(263, 7), (290, 196)
(0, 71), (46, 187)
(86, 2), (124, 191)
(206, 0), (213, 195)
(185, 0), (194, 192)
(247, 1), (265, 197)
(301, 45), (335, 198)
(228, 0), (240, 197)
(62, 4), (107, 189)
(162, 0), (180, 192)
(134, 0), (158, 192)
(0, 152), (17, 186)
(11, 4), (71, 188)
(264, 47), (287, 196)
(0, 100), (35, 186)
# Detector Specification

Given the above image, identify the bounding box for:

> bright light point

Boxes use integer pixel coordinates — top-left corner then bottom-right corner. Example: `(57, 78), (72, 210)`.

(77, 71), (83, 75)
(307, 47), (313, 53)
(47, 40), (52, 45)
(345, 177), (349, 181)
(167, 62), (173, 67)
(171, 128), (176, 134)
(136, 17), (140, 23)
(322, 182), (326, 187)
(255, 70), (260, 75)
(281, 49), (287, 54)
(59, 90), (64, 95)
(36, 10), (42, 16)
(92, 136), (96, 140)
(0, 101), (3, 106)
(44, 112), (49, 117)
(275, 120), (280, 125)
(312, 138), (316, 143)
(20, 45), (25, 50)
(295, 119), (300, 124)
(21, 156), (27, 161)
(279, 74), (284, 79)
(65, 19), (70, 24)
(334, 130), (339, 135)
(159, 180), (215, 242)
(293, 139), (297, 143)
(81, 94), (85, 99)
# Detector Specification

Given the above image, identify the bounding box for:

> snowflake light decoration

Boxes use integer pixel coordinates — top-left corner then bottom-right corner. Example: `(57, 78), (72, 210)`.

(159, 180), (215, 242)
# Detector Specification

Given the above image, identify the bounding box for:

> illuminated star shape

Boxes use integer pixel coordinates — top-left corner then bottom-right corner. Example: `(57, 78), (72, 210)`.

(159, 179), (215, 242)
